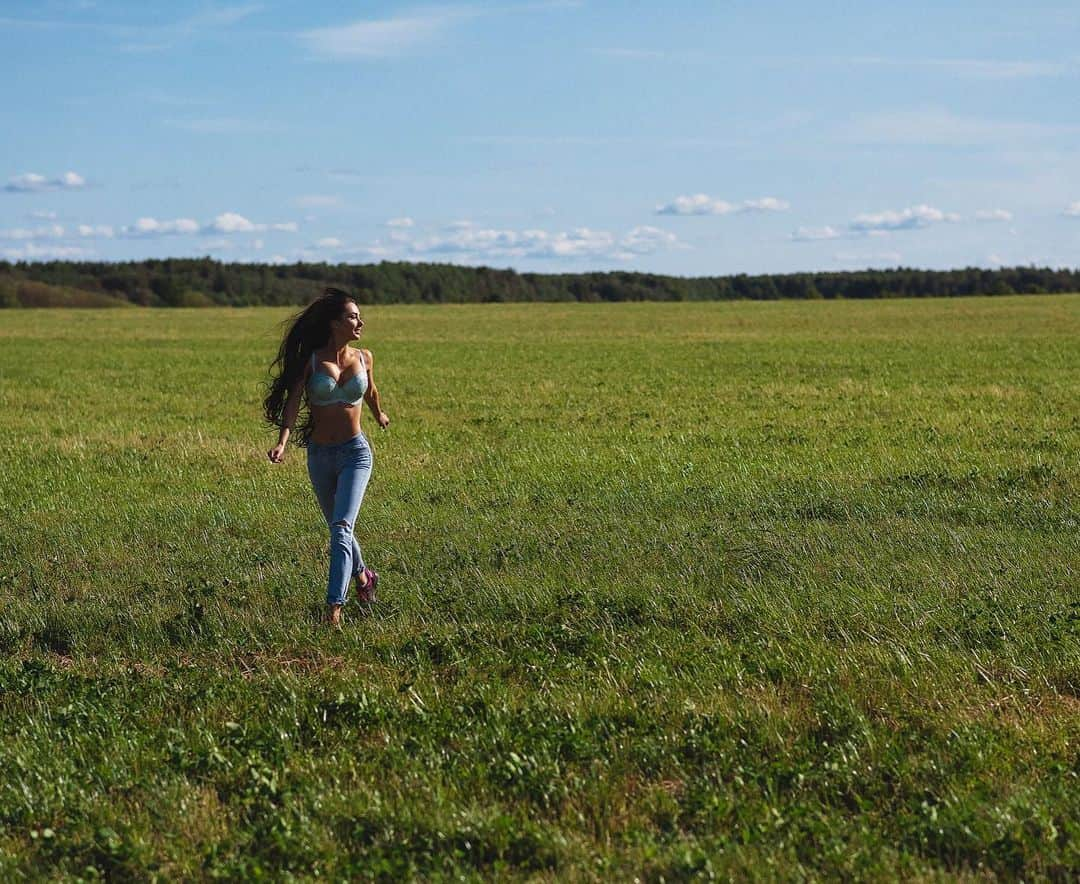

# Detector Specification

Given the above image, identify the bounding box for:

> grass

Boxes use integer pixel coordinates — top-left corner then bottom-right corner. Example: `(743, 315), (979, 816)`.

(0, 295), (1078, 880)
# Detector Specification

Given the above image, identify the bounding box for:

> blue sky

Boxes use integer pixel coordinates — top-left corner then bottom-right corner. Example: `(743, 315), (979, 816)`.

(2, 0), (1079, 274)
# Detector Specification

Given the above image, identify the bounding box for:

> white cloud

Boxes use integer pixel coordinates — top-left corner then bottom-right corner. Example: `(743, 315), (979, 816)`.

(316, 237), (343, 248)
(386, 216), (414, 228)
(1064, 201), (1080, 217)
(2, 243), (94, 260)
(531, 228), (616, 258)
(412, 226), (540, 256)
(0, 224), (65, 241)
(742, 197), (791, 212)
(2, 220), (111, 242)
(123, 216), (201, 237)
(115, 213), (297, 237)
(205, 213), (299, 234)
(790, 225), (842, 242)
(28, 209), (58, 220)
(4, 171), (86, 193)
(406, 223), (683, 262)
(208, 211), (258, 233)
(656, 194), (736, 216)
(619, 225), (681, 255)
(252, 238), (264, 250)
(299, 8), (476, 59)
(655, 194), (789, 216)
(76, 224), (114, 238)
(849, 204), (960, 232)
(974, 209), (1013, 222)
(295, 194), (343, 209)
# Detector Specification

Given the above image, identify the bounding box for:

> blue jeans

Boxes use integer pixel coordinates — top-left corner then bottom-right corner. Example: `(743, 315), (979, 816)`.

(306, 432), (373, 606)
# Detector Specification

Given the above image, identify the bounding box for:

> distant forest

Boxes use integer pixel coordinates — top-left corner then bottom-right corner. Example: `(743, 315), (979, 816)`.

(1, 258), (1078, 308)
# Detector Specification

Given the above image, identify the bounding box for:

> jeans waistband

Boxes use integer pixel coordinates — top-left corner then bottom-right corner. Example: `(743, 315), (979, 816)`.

(308, 431), (368, 452)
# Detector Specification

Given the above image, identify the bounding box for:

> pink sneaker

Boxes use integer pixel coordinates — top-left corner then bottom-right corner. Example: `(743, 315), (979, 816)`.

(356, 567), (379, 604)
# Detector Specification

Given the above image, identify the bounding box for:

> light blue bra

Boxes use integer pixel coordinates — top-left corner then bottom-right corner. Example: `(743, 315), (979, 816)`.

(307, 352), (368, 407)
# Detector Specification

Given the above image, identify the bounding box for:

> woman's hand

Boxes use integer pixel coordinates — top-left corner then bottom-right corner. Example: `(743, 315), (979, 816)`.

(268, 443), (286, 463)
(377, 411), (390, 430)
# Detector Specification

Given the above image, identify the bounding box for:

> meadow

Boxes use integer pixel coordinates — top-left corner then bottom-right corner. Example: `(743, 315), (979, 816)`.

(0, 295), (1077, 880)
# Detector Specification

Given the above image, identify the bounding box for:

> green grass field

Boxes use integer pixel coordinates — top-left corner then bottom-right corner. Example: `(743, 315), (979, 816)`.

(1, 296), (1078, 880)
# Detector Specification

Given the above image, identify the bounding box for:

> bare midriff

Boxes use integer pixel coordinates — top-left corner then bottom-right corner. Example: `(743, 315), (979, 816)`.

(308, 403), (364, 445)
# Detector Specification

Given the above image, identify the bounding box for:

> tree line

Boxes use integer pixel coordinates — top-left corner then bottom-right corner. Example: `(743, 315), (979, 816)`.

(1, 258), (1077, 308)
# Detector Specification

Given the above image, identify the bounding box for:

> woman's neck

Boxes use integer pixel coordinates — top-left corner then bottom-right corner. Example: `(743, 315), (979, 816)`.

(323, 337), (352, 363)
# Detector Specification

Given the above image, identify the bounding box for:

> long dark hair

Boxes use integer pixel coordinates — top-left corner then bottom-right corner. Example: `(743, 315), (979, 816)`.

(263, 287), (356, 447)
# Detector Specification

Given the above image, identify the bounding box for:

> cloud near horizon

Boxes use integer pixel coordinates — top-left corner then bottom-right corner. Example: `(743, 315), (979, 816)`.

(118, 212), (298, 237)
(4, 171), (87, 193)
(206, 212), (298, 234)
(849, 204), (960, 232)
(790, 225), (842, 242)
(0, 223), (66, 241)
(974, 208), (1013, 222)
(1, 243), (94, 260)
(122, 217), (201, 237)
(78, 224), (115, 238)
(792, 204), (975, 242)
(656, 194), (790, 216)
(394, 222), (684, 262)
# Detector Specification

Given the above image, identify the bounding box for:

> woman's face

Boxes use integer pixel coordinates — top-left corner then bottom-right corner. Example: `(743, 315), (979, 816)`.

(333, 301), (363, 341)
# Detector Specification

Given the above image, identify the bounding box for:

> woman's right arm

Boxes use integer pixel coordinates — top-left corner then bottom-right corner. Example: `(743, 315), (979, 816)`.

(268, 378), (304, 463)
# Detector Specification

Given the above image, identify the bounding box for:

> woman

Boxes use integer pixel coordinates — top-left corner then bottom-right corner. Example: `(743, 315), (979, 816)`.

(264, 287), (390, 626)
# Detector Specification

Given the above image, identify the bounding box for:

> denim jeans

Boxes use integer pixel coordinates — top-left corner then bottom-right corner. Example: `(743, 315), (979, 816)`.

(306, 432), (373, 606)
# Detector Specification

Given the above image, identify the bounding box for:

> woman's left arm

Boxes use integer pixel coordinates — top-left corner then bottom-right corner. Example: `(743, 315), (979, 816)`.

(363, 349), (390, 429)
